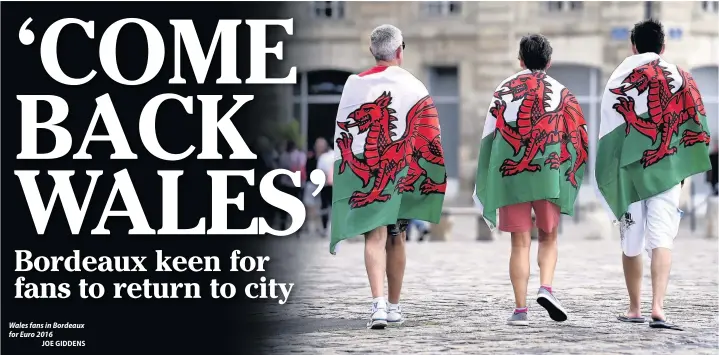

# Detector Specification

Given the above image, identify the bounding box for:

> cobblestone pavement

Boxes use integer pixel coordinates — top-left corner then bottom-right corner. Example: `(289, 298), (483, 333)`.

(256, 234), (718, 354)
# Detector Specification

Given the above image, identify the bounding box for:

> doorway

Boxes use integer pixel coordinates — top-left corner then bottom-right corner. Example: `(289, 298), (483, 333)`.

(293, 70), (353, 150)
(308, 104), (341, 149)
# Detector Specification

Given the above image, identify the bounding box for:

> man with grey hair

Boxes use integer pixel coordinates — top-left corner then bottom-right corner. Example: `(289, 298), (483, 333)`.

(330, 24), (447, 329)
(369, 24), (404, 63)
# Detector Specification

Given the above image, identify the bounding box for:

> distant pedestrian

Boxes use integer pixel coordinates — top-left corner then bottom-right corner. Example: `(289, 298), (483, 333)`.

(406, 220), (430, 241)
(278, 140), (306, 231)
(256, 136), (277, 170)
(303, 148), (323, 236)
(255, 136), (278, 228)
(708, 139), (718, 195)
(314, 137), (334, 237)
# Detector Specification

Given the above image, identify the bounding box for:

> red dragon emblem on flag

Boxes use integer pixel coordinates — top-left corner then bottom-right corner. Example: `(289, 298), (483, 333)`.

(490, 71), (589, 188)
(335, 92), (446, 209)
(609, 59), (710, 168)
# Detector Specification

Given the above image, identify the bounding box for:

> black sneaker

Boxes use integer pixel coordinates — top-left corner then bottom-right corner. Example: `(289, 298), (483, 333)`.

(536, 287), (568, 322)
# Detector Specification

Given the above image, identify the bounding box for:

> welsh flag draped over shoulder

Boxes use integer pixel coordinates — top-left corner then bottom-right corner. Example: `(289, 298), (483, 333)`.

(473, 70), (589, 229)
(596, 53), (712, 220)
(330, 66), (447, 254)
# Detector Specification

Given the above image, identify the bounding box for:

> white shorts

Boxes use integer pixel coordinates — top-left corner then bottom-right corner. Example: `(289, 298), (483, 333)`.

(619, 184), (683, 259)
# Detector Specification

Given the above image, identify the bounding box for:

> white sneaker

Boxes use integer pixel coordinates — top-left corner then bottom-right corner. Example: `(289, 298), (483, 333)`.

(387, 303), (404, 326)
(366, 301), (388, 329)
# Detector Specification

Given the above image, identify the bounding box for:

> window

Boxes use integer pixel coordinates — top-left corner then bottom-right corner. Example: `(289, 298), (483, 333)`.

(546, 1), (583, 12)
(702, 1), (719, 12)
(307, 70), (348, 95)
(293, 70), (353, 149)
(423, 1), (462, 16)
(311, 2), (345, 19)
(428, 67), (459, 97)
(428, 66), (460, 180)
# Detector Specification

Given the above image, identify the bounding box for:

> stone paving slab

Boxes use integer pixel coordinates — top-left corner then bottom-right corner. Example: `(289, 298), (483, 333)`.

(256, 236), (718, 354)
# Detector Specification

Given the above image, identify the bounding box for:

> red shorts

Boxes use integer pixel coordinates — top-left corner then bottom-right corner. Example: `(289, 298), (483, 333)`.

(498, 200), (560, 233)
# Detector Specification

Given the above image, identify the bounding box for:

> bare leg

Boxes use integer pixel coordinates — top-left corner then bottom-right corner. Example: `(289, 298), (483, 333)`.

(622, 253), (643, 317)
(305, 205), (318, 234)
(365, 227), (388, 298)
(510, 231), (532, 308)
(650, 247), (672, 320)
(320, 187), (333, 235)
(386, 231), (407, 304)
(537, 226), (558, 287)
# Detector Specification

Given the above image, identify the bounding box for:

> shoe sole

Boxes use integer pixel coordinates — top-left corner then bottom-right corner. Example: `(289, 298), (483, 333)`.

(367, 319), (388, 329)
(537, 295), (568, 322)
(506, 320), (529, 326)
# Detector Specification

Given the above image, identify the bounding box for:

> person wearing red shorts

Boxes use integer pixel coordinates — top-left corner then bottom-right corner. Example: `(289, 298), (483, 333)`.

(500, 200), (567, 326)
(495, 36), (571, 327)
(474, 34), (588, 326)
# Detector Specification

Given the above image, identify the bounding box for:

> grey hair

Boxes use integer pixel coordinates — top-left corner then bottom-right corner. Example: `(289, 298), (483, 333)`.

(370, 24), (403, 61)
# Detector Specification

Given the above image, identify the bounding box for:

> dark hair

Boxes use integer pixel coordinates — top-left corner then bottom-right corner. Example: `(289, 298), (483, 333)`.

(286, 140), (296, 152)
(630, 19), (664, 54)
(518, 34), (552, 71)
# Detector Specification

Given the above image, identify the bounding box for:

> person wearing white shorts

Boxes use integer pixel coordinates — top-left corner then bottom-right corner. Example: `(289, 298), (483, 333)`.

(618, 183), (683, 329)
(620, 184), (682, 258)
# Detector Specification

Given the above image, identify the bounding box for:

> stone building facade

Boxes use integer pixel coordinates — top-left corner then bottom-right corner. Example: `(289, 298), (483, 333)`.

(280, 1), (719, 202)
